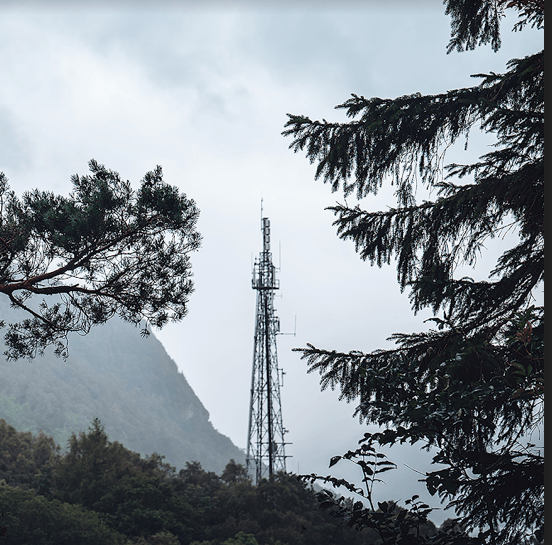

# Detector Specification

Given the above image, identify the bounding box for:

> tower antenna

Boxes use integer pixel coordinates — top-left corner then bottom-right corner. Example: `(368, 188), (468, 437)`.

(246, 215), (289, 482)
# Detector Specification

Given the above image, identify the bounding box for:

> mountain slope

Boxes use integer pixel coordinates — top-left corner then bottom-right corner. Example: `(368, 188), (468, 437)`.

(0, 298), (245, 473)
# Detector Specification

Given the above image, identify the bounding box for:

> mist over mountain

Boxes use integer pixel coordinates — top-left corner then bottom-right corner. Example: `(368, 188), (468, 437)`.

(0, 297), (245, 473)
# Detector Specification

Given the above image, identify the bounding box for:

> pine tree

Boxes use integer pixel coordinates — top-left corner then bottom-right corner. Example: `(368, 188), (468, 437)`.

(283, 1), (543, 543)
(0, 160), (201, 360)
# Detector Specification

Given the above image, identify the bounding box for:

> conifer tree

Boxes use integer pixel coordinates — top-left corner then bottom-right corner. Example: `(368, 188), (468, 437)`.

(283, 1), (543, 543)
(0, 160), (201, 360)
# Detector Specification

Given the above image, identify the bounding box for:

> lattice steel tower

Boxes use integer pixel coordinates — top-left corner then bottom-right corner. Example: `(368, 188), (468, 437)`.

(246, 217), (288, 482)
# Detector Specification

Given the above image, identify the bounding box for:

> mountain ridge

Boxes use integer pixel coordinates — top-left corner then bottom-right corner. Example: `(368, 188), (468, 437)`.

(0, 297), (245, 474)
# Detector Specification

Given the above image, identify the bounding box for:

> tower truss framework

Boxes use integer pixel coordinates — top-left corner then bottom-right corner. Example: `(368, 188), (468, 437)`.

(246, 217), (288, 483)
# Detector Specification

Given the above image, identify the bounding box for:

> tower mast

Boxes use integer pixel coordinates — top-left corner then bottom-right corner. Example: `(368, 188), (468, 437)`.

(246, 217), (287, 482)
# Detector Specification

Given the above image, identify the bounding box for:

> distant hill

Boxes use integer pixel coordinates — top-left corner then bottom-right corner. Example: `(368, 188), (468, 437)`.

(0, 297), (245, 474)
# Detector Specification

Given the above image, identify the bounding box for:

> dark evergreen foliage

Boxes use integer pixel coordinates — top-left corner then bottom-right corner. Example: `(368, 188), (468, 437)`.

(0, 420), (383, 545)
(0, 160), (201, 360)
(0, 418), (60, 492)
(0, 482), (127, 545)
(282, 2), (543, 544)
(444, 0), (544, 52)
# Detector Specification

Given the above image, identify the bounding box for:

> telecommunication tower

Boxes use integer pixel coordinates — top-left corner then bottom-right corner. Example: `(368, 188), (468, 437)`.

(246, 217), (288, 482)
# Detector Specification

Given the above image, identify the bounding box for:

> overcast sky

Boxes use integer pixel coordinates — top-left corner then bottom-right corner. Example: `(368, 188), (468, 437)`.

(0, 1), (543, 525)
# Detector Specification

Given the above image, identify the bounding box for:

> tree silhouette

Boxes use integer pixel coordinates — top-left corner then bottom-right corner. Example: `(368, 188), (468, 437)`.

(0, 160), (201, 359)
(283, 1), (543, 543)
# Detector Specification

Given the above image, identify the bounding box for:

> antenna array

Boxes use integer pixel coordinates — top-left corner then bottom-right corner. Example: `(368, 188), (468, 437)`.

(246, 217), (288, 482)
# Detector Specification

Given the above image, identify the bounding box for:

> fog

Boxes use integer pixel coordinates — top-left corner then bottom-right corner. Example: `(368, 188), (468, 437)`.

(0, 1), (543, 525)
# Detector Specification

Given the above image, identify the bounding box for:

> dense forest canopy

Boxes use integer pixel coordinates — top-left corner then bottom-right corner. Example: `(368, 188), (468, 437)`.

(283, 0), (543, 543)
(1, 419), (436, 545)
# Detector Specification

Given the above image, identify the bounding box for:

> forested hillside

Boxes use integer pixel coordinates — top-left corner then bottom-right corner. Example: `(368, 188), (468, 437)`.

(0, 297), (244, 474)
(0, 419), (415, 544)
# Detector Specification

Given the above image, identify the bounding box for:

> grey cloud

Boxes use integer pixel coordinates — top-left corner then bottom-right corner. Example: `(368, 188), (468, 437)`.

(0, 108), (32, 173)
